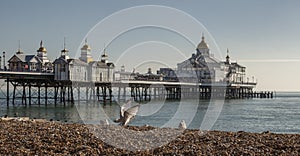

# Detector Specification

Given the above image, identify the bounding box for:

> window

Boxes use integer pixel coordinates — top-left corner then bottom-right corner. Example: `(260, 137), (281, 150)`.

(31, 63), (36, 71)
(60, 64), (66, 72)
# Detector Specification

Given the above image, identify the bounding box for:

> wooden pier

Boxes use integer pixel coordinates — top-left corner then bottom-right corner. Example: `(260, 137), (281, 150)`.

(0, 71), (274, 106)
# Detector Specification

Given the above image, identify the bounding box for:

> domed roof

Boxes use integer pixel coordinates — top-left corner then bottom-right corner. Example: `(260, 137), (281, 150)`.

(37, 40), (47, 53)
(37, 47), (47, 52)
(16, 49), (23, 55)
(61, 48), (69, 52)
(81, 39), (91, 50)
(197, 36), (209, 49)
(81, 44), (91, 50)
(101, 48), (108, 57)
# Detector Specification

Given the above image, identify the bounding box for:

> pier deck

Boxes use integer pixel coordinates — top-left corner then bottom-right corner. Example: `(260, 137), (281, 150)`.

(0, 71), (273, 105)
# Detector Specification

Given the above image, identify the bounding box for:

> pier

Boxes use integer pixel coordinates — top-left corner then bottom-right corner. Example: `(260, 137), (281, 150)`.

(0, 35), (274, 106)
(0, 71), (273, 106)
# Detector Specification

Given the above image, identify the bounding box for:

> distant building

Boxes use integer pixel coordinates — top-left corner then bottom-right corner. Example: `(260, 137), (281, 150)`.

(53, 41), (89, 82)
(53, 45), (71, 81)
(135, 68), (163, 81)
(88, 48), (114, 82)
(159, 35), (246, 83)
(8, 44), (42, 72)
(157, 68), (178, 81)
(223, 49), (246, 83)
(113, 65), (136, 81)
(53, 41), (114, 82)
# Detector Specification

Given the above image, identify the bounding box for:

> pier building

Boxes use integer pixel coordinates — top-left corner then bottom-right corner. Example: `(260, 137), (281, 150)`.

(159, 35), (246, 84)
(7, 41), (54, 72)
(53, 41), (114, 82)
(8, 50), (41, 72)
(113, 65), (136, 81)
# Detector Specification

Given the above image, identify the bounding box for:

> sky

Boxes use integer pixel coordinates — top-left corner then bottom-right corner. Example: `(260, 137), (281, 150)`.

(1, 0), (300, 91)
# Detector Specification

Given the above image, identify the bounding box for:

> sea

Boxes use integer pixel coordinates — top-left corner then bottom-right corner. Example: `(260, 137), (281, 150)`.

(0, 92), (299, 134)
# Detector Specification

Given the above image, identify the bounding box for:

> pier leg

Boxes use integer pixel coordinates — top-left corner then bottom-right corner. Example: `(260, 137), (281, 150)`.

(54, 86), (58, 105)
(108, 87), (112, 103)
(154, 87), (156, 99)
(29, 84), (31, 105)
(12, 84), (16, 105)
(77, 87), (80, 102)
(38, 85), (41, 105)
(22, 83), (26, 105)
(96, 86), (100, 101)
(6, 78), (9, 106)
(86, 86), (89, 103)
(60, 86), (63, 103)
(63, 86), (66, 105)
(144, 87), (147, 101)
(123, 87), (126, 102)
(71, 87), (74, 104)
(45, 84), (47, 105)
(67, 86), (70, 102)
(118, 87), (121, 102)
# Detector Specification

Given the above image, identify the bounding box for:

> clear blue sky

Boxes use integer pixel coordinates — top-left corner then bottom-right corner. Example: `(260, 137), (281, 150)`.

(1, 0), (300, 91)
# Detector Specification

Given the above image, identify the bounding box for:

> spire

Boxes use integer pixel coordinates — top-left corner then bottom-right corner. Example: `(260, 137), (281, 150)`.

(61, 37), (69, 60)
(61, 37), (69, 53)
(201, 32), (205, 41)
(64, 37), (66, 49)
(85, 38), (87, 45)
(101, 43), (108, 63)
(103, 43), (107, 56)
(18, 40), (21, 52)
(16, 40), (23, 54)
(40, 40), (43, 47)
(226, 48), (230, 64)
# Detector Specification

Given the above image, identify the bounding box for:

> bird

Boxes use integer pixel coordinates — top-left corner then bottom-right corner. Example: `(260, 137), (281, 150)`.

(114, 99), (140, 126)
(178, 120), (187, 130)
(100, 119), (109, 125)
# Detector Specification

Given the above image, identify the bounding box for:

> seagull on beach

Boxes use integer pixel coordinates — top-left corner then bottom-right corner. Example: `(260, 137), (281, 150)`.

(178, 120), (187, 130)
(114, 99), (140, 126)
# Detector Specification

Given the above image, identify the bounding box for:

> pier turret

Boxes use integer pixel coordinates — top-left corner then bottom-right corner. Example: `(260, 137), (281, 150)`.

(101, 48), (108, 63)
(79, 39), (93, 63)
(36, 40), (52, 72)
(196, 34), (210, 56)
(225, 48), (230, 64)
(37, 40), (50, 63)
(16, 40), (23, 55)
(60, 38), (69, 60)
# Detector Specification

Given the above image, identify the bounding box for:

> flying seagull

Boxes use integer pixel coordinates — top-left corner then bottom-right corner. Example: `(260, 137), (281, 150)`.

(178, 120), (187, 130)
(114, 99), (140, 126)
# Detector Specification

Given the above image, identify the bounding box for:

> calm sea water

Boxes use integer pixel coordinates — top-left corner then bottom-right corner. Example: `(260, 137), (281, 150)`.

(0, 92), (299, 134)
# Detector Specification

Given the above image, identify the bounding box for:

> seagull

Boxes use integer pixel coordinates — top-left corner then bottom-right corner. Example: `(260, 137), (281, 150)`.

(100, 119), (109, 125)
(178, 120), (187, 130)
(114, 99), (140, 126)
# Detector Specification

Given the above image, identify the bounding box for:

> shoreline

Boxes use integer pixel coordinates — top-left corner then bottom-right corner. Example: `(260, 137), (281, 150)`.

(0, 118), (299, 155)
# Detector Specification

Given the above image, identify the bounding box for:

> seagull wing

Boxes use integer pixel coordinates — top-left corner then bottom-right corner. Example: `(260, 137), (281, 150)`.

(120, 106), (125, 118)
(122, 105), (140, 126)
(125, 104), (140, 116)
(120, 99), (132, 117)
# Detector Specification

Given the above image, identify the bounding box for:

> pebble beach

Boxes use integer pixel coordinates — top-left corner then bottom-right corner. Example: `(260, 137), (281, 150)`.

(0, 118), (299, 155)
